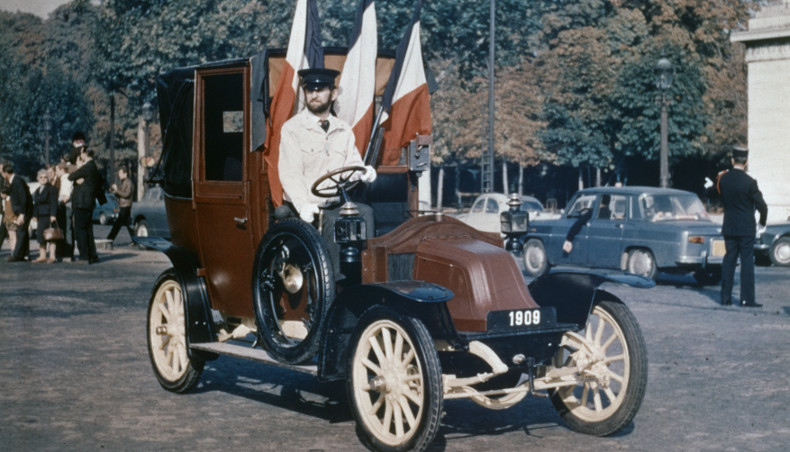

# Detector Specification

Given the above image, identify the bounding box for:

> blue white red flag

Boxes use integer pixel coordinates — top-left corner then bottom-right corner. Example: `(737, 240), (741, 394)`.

(265, 0), (323, 206)
(336, 0), (377, 157)
(377, 0), (431, 166)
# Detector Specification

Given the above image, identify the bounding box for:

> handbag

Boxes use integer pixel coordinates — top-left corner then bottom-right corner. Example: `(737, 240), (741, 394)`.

(43, 220), (65, 241)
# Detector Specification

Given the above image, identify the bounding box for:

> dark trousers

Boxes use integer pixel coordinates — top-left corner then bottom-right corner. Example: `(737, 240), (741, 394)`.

(56, 203), (74, 260)
(721, 235), (756, 304)
(12, 219), (31, 260)
(73, 208), (98, 261)
(107, 206), (134, 241)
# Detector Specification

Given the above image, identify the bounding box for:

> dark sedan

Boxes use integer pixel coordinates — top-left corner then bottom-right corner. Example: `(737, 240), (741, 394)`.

(131, 185), (169, 239)
(520, 186), (724, 284)
(755, 222), (790, 266)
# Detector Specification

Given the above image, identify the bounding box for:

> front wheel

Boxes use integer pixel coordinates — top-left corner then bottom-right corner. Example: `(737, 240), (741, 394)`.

(523, 238), (549, 277)
(626, 248), (657, 280)
(770, 237), (790, 266)
(693, 266), (722, 285)
(549, 300), (648, 436)
(347, 306), (443, 452)
(147, 269), (204, 393)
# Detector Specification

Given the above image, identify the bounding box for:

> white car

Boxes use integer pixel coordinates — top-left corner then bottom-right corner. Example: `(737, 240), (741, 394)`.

(455, 193), (561, 233)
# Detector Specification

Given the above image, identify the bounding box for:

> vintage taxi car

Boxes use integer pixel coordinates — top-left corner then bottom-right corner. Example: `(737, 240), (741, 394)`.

(139, 48), (650, 452)
(519, 186), (725, 285)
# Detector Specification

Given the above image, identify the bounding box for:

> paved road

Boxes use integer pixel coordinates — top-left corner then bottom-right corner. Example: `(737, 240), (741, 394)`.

(2, 230), (789, 451)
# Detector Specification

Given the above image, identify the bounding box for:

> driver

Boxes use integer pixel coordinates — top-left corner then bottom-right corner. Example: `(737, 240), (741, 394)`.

(277, 68), (377, 274)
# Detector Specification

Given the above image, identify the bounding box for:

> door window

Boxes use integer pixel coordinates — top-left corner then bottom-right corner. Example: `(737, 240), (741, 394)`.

(202, 72), (244, 182)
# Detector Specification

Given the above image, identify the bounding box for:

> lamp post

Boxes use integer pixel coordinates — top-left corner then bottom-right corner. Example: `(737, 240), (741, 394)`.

(655, 57), (673, 188)
(43, 109), (52, 165)
(139, 101), (154, 201)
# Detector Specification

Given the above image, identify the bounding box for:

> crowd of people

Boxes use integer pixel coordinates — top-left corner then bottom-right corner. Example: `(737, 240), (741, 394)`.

(0, 132), (135, 264)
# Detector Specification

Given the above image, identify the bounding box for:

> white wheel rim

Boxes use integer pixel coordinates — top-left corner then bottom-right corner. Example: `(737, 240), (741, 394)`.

(149, 280), (189, 382)
(555, 305), (630, 422)
(629, 251), (652, 276)
(774, 241), (790, 264)
(524, 244), (544, 272)
(137, 224), (149, 237)
(352, 319), (425, 446)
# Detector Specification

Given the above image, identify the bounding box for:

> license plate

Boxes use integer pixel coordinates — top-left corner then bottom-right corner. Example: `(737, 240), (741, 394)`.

(712, 239), (726, 257)
(487, 307), (556, 330)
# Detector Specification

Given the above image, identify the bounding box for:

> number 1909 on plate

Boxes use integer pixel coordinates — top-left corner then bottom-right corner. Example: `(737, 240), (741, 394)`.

(508, 309), (541, 327)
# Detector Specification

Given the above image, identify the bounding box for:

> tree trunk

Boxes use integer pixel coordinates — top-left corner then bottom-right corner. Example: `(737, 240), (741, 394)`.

(437, 167), (444, 210)
(518, 164), (524, 196)
(502, 161), (509, 195)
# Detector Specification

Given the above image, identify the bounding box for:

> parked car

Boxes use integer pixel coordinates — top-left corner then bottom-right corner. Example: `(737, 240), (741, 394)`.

(519, 186), (725, 284)
(456, 193), (561, 233)
(131, 185), (169, 238)
(138, 51), (650, 451)
(755, 222), (790, 266)
(93, 193), (119, 225)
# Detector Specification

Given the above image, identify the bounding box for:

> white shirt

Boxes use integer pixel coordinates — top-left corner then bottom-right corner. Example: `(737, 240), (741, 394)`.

(59, 173), (73, 203)
(278, 109), (365, 213)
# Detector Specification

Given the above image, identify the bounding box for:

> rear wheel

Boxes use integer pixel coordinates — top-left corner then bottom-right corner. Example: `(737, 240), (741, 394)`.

(147, 269), (203, 393)
(135, 219), (149, 237)
(347, 306), (443, 452)
(252, 219), (334, 364)
(626, 248), (657, 280)
(770, 237), (790, 266)
(693, 266), (722, 285)
(523, 238), (549, 277)
(549, 300), (647, 436)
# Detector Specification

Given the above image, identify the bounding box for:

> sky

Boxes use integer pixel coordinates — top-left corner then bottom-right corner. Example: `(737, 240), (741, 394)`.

(0, 0), (70, 18)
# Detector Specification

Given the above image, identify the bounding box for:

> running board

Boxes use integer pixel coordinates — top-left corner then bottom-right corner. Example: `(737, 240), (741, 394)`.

(190, 342), (318, 375)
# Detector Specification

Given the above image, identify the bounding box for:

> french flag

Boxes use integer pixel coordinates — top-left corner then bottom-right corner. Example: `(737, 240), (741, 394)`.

(265, 0), (323, 207)
(377, 0), (431, 166)
(335, 0), (377, 157)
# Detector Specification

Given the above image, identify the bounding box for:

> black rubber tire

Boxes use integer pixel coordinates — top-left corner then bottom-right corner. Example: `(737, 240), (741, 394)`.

(549, 300), (648, 436)
(347, 306), (443, 452)
(626, 248), (657, 280)
(252, 218), (334, 364)
(769, 237), (790, 267)
(693, 266), (722, 285)
(147, 269), (204, 393)
(523, 238), (549, 277)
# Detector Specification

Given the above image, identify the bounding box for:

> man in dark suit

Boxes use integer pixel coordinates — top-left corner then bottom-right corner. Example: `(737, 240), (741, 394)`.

(1, 162), (33, 262)
(68, 144), (101, 264)
(718, 146), (768, 307)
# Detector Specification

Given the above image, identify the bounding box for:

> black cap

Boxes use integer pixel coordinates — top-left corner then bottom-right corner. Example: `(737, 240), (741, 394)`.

(732, 145), (748, 161)
(298, 68), (340, 91)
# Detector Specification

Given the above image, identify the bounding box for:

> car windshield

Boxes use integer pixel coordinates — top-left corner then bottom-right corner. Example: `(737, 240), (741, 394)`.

(520, 200), (543, 212)
(641, 194), (709, 222)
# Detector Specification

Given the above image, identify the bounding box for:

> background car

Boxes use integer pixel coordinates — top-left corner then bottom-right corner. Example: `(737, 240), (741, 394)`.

(455, 192), (561, 233)
(93, 193), (119, 225)
(755, 222), (790, 266)
(131, 185), (169, 239)
(520, 186), (725, 284)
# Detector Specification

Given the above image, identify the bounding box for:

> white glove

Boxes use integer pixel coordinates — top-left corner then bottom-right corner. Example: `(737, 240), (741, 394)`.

(361, 165), (377, 183)
(757, 225), (766, 236)
(704, 177), (714, 189)
(299, 203), (319, 223)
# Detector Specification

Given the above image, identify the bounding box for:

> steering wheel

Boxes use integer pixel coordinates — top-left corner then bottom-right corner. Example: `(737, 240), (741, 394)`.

(310, 165), (367, 199)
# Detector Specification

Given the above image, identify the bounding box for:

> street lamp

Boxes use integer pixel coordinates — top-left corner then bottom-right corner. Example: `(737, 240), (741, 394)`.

(655, 57), (673, 188)
(43, 109), (52, 165)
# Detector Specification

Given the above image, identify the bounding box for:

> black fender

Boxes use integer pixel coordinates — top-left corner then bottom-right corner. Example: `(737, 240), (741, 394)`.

(318, 280), (457, 381)
(137, 236), (217, 361)
(528, 268), (653, 329)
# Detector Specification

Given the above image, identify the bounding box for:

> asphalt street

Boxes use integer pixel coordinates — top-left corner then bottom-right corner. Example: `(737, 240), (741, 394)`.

(2, 226), (789, 451)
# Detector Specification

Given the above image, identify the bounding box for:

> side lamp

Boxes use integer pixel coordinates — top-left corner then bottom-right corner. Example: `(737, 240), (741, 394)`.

(501, 193), (528, 253)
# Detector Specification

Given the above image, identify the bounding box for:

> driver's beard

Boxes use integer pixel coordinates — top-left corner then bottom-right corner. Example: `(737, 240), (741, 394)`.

(306, 98), (331, 115)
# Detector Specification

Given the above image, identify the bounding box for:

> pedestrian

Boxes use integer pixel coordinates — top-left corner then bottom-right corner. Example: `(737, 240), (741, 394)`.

(67, 138), (101, 264)
(1, 185), (17, 253)
(276, 68), (377, 279)
(31, 169), (59, 263)
(1, 162), (33, 262)
(0, 171), (8, 250)
(55, 162), (74, 261)
(106, 165), (135, 244)
(717, 146), (768, 308)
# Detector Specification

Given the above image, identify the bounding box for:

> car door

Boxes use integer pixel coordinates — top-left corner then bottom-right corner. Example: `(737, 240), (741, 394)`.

(585, 194), (627, 269)
(193, 66), (256, 316)
(554, 194), (596, 266)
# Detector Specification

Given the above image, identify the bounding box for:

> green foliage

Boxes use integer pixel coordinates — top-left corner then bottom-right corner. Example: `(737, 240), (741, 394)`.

(0, 0), (757, 186)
